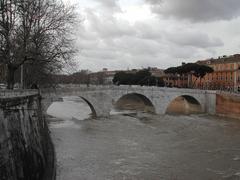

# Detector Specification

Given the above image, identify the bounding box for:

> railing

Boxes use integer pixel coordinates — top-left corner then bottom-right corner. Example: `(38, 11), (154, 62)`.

(217, 90), (240, 97)
(0, 89), (39, 98)
(0, 85), (218, 98)
(41, 84), (216, 95)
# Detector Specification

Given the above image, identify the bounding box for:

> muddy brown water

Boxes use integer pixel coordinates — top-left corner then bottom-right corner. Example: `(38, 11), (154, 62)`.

(48, 97), (240, 180)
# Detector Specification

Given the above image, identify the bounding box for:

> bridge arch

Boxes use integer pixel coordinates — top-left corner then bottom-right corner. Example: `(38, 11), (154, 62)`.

(42, 90), (113, 117)
(42, 96), (97, 118)
(166, 95), (203, 115)
(114, 93), (156, 113)
(79, 96), (97, 118)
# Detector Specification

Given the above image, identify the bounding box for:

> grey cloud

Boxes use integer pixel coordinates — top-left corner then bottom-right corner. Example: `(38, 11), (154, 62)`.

(85, 9), (135, 38)
(81, 49), (119, 60)
(165, 30), (224, 48)
(73, 2), (231, 72)
(135, 22), (162, 40)
(92, 0), (121, 13)
(146, 0), (240, 22)
(97, 0), (119, 9)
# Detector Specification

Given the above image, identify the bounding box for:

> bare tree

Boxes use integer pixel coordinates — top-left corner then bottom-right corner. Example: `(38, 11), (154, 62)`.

(0, 0), (77, 89)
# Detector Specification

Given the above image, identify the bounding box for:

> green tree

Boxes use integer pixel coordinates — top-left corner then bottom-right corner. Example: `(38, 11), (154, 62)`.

(164, 63), (214, 88)
(113, 69), (164, 87)
(113, 71), (131, 85)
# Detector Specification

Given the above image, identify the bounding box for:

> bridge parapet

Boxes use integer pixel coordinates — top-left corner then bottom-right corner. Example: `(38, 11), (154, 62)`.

(0, 89), (39, 99)
(41, 85), (217, 94)
(115, 86), (217, 94)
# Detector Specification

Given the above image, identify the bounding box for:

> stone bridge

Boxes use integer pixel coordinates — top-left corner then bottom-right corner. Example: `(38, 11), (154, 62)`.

(41, 85), (217, 117)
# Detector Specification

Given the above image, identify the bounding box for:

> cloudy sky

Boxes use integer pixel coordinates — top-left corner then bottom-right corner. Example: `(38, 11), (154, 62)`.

(65, 0), (240, 72)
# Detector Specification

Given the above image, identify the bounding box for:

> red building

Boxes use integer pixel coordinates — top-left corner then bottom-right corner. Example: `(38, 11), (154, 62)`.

(193, 54), (240, 91)
(163, 63), (190, 88)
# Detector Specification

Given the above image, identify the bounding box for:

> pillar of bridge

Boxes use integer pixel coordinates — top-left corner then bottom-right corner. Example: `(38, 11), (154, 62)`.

(79, 92), (113, 118)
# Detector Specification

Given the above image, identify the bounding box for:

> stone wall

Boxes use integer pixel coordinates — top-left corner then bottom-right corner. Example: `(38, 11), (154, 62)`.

(0, 95), (55, 180)
(216, 93), (240, 119)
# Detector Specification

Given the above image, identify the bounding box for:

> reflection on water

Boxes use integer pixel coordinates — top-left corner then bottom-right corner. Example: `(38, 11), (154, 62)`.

(48, 97), (240, 180)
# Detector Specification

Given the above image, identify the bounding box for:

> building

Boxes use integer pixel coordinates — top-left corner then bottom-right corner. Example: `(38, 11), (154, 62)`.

(149, 67), (165, 78)
(164, 74), (189, 88)
(89, 68), (119, 85)
(194, 54), (240, 91)
(163, 63), (190, 88)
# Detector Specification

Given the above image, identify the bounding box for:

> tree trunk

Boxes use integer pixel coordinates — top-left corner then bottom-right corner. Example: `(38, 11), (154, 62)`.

(192, 77), (199, 88)
(7, 64), (17, 89)
(199, 77), (202, 89)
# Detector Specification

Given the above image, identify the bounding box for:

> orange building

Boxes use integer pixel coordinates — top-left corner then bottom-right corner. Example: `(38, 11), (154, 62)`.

(163, 74), (189, 88)
(193, 54), (240, 91)
(163, 63), (190, 88)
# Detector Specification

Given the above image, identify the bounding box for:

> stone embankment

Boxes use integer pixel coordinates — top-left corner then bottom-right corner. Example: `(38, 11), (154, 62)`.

(216, 92), (240, 119)
(0, 91), (55, 180)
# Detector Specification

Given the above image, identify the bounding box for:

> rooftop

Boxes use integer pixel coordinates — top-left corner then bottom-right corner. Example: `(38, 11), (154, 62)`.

(197, 54), (240, 65)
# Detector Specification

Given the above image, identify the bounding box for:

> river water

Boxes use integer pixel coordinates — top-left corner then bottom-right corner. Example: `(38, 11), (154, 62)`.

(48, 96), (240, 180)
